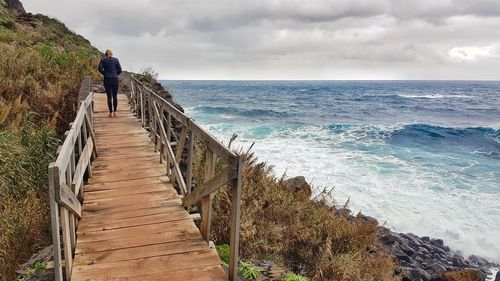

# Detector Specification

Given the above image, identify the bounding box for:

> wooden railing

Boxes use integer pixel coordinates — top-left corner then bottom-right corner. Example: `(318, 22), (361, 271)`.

(129, 75), (243, 281)
(48, 77), (97, 281)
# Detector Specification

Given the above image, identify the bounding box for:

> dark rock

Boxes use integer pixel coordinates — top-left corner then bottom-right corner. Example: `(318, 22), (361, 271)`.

(403, 233), (422, 247)
(361, 215), (379, 224)
(495, 270), (500, 281)
(422, 236), (430, 242)
(400, 243), (416, 256)
(5, 0), (26, 13)
(430, 239), (444, 248)
(429, 262), (447, 273)
(381, 233), (401, 246)
(469, 255), (490, 267)
(395, 249), (413, 263)
(283, 176), (312, 198)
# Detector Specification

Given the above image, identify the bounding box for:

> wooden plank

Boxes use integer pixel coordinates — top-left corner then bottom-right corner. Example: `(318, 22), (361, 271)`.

(73, 240), (210, 266)
(90, 168), (166, 183)
(83, 193), (180, 213)
(77, 218), (197, 243)
(78, 212), (192, 237)
(183, 166), (235, 207)
(82, 205), (183, 222)
(84, 176), (169, 192)
(75, 227), (201, 254)
(71, 249), (221, 280)
(118, 266), (227, 281)
(94, 151), (159, 161)
(82, 198), (182, 217)
(56, 181), (82, 218)
(83, 184), (175, 201)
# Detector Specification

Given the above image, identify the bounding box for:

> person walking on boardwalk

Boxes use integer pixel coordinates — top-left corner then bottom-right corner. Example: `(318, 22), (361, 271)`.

(98, 49), (122, 117)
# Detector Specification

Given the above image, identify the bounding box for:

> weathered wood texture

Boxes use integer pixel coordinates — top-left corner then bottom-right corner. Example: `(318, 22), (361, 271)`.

(129, 75), (243, 281)
(70, 94), (227, 281)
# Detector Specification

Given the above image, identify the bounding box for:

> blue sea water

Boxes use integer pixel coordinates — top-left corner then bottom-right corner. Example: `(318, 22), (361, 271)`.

(161, 80), (500, 262)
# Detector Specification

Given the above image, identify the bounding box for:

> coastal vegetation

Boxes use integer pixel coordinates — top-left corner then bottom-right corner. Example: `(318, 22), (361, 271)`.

(0, 4), (100, 280)
(194, 140), (400, 281)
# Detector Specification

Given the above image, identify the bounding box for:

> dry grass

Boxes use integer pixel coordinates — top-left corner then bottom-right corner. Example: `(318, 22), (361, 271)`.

(0, 6), (100, 280)
(195, 141), (400, 281)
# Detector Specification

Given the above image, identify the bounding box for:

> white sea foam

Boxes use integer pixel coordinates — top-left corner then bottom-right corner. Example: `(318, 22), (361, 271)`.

(197, 120), (500, 262)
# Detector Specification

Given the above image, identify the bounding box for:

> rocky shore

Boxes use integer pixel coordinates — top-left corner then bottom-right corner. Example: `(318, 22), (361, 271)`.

(378, 228), (499, 281)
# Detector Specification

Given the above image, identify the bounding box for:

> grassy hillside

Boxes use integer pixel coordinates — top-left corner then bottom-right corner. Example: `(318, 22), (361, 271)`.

(0, 5), (100, 280)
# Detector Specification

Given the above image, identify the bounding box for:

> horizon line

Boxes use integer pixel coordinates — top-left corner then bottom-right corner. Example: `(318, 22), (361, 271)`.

(157, 78), (500, 82)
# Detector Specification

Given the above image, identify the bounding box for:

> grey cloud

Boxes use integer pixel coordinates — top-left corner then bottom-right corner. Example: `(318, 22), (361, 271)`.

(20, 0), (500, 80)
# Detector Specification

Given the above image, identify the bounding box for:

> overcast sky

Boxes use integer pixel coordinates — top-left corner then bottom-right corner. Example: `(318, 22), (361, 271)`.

(22, 0), (500, 80)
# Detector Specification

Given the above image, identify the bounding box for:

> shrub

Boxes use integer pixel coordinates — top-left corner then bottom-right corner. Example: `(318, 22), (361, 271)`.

(216, 244), (230, 265)
(239, 261), (261, 280)
(203, 145), (399, 281)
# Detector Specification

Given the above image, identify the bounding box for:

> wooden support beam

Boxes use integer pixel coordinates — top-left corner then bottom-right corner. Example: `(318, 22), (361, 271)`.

(72, 138), (93, 196)
(229, 157), (243, 281)
(186, 131), (194, 193)
(48, 163), (63, 281)
(183, 166), (235, 207)
(200, 149), (216, 241)
(56, 181), (82, 218)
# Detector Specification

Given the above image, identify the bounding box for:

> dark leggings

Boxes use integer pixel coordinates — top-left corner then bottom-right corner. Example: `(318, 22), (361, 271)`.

(104, 78), (119, 113)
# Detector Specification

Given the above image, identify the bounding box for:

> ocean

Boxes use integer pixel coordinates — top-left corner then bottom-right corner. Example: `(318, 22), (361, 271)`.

(161, 80), (500, 262)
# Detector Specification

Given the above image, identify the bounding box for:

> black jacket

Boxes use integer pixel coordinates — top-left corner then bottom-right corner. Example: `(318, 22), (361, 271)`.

(98, 57), (122, 79)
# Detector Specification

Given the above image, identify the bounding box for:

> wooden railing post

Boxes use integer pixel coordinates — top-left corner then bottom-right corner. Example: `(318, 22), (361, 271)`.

(229, 157), (243, 281)
(186, 130), (194, 193)
(140, 87), (145, 127)
(200, 149), (216, 241)
(48, 164), (63, 281)
(166, 112), (172, 176)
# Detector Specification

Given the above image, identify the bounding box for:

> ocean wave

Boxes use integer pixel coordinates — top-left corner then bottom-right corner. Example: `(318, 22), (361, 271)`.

(322, 123), (500, 158)
(195, 105), (291, 118)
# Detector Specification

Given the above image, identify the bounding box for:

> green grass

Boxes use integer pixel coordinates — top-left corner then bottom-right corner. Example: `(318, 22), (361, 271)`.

(216, 244), (230, 266)
(239, 261), (261, 280)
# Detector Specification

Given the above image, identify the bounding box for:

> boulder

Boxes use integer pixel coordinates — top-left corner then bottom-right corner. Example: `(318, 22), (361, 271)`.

(5, 0), (25, 13)
(495, 270), (500, 281)
(283, 176), (312, 198)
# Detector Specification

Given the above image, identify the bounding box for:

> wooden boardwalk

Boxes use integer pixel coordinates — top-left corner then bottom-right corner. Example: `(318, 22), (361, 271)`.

(70, 93), (227, 280)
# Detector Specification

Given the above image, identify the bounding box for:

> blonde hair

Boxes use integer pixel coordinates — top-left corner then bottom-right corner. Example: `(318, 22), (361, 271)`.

(105, 49), (113, 57)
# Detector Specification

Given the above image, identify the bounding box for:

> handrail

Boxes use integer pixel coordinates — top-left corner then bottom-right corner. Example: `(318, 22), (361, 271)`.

(48, 77), (96, 281)
(129, 75), (243, 281)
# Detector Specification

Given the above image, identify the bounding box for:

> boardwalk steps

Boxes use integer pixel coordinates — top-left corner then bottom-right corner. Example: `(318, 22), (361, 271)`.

(48, 77), (242, 280)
